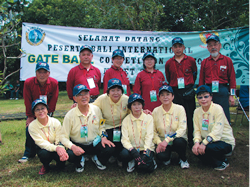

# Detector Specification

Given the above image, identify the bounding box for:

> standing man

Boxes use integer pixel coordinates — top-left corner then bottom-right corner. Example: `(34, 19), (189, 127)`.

(199, 34), (236, 123)
(61, 84), (115, 172)
(67, 45), (101, 103)
(18, 61), (59, 163)
(165, 37), (197, 148)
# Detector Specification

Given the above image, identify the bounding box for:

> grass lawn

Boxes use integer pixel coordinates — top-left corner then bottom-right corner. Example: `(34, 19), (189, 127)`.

(0, 92), (249, 186)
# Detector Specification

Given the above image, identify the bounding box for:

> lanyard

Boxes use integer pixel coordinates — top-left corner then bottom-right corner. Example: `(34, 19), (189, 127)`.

(110, 102), (122, 130)
(145, 70), (155, 90)
(41, 127), (50, 142)
(79, 115), (90, 126)
(130, 116), (144, 150)
(202, 113), (210, 122)
(163, 113), (173, 135)
(173, 60), (185, 78)
(209, 60), (220, 81)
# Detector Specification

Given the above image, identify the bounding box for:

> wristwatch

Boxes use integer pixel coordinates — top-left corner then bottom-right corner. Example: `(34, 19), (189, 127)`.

(206, 136), (213, 143)
(101, 131), (108, 138)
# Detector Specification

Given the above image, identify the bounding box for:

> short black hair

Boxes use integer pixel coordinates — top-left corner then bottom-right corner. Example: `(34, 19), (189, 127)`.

(143, 57), (156, 70)
(127, 99), (145, 110)
(107, 85), (124, 95)
(32, 103), (49, 115)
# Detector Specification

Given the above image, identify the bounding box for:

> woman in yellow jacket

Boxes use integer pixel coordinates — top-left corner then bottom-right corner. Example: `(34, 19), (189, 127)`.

(28, 99), (68, 175)
(153, 85), (189, 169)
(120, 93), (156, 173)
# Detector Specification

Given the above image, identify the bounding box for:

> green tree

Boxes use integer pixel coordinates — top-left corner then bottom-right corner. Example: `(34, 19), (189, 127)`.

(0, 0), (29, 86)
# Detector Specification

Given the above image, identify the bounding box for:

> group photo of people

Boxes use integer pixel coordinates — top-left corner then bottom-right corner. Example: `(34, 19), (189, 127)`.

(14, 34), (237, 176)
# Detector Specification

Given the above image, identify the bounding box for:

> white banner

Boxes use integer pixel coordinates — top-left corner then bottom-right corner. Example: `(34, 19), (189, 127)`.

(21, 22), (249, 85)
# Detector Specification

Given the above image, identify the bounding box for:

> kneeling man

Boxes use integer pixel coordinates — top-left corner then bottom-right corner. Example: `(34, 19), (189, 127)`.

(61, 84), (115, 172)
(192, 85), (235, 171)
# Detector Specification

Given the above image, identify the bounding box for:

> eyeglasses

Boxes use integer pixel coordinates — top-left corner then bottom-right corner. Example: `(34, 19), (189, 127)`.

(77, 92), (89, 97)
(207, 42), (219, 48)
(197, 95), (210, 100)
(34, 107), (46, 112)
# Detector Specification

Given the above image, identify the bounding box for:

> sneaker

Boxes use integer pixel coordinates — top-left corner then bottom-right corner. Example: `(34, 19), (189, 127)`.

(18, 156), (28, 163)
(15, 98), (18, 100)
(117, 160), (123, 167)
(179, 159), (190, 169)
(214, 162), (229, 171)
(153, 158), (157, 169)
(39, 165), (47, 175)
(75, 159), (85, 173)
(163, 159), (171, 166)
(108, 156), (117, 164)
(91, 155), (106, 170)
(127, 160), (135, 173)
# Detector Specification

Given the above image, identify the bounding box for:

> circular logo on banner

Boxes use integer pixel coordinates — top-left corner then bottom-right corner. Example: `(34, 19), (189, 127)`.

(26, 27), (45, 46)
(199, 31), (219, 44)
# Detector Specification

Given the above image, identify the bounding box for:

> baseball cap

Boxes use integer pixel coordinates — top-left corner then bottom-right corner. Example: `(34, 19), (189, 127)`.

(112, 49), (125, 58)
(196, 85), (212, 95)
(73, 84), (89, 96)
(206, 34), (220, 43)
(107, 78), (123, 93)
(172, 37), (184, 46)
(36, 61), (50, 72)
(79, 45), (93, 54)
(142, 52), (156, 61)
(31, 99), (47, 112)
(158, 85), (174, 96)
(128, 93), (144, 105)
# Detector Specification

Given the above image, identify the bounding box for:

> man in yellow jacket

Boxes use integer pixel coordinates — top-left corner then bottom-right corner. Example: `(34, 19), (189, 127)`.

(192, 85), (235, 171)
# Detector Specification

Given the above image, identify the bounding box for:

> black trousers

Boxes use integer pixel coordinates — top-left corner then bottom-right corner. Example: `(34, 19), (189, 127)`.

(172, 85), (196, 146)
(67, 141), (115, 168)
(106, 128), (124, 161)
(196, 141), (232, 167)
(36, 146), (65, 170)
(156, 137), (187, 162)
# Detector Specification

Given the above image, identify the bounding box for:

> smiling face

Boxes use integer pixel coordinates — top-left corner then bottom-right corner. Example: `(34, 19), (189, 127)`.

(197, 92), (212, 110)
(131, 101), (143, 117)
(109, 87), (122, 103)
(79, 49), (93, 65)
(112, 56), (124, 68)
(144, 57), (155, 69)
(36, 69), (50, 85)
(159, 90), (174, 106)
(73, 90), (90, 106)
(34, 103), (48, 120)
(207, 40), (221, 58)
(172, 43), (185, 58)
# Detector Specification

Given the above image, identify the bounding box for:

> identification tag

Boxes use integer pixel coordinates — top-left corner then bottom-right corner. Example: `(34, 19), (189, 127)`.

(87, 78), (96, 89)
(137, 148), (140, 153)
(212, 81), (219, 92)
(40, 95), (47, 104)
(150, 90), (157, 102)
(122, 85), (127, 94)
(80, 125), (88, 140)
(113, 129), (121, 142)
(230, 88), (235, 96)
(202, 119), (209, 131)
(177, 77), (185, 89)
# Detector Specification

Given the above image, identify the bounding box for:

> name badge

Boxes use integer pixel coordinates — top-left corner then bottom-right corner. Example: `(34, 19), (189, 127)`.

(122, 85), (127, 94)
(80, 125), (88, 141)
(113, 129), (121, 142)
(150, 90), (157, 102)
(212, 81), (219, 92)
(87, 78), (96, 89)
(202, 119), (209, 131)
(40, 95), (47, 104)
(177, 77), (185, 89)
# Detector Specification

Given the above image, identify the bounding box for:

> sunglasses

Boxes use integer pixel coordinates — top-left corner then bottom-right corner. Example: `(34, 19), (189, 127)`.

(197, 95), (210, 100)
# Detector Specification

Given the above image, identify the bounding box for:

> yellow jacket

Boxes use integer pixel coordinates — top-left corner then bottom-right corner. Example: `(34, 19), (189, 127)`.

(29, 116), (63, 152)
(152, 103), (187, 145)
(60, 104), (105, 149)
(193, 102), (235, 148)
(93, 93), (129, 130)
(121, 112), (155, 151)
